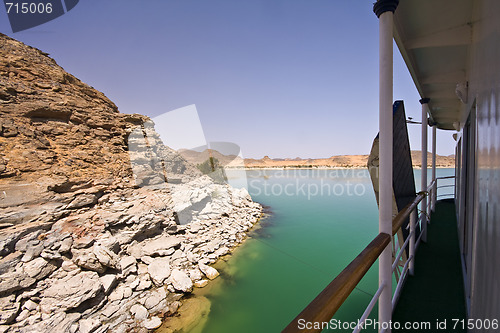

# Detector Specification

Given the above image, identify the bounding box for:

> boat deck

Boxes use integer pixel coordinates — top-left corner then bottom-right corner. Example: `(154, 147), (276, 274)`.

(392, 199), (467, 331)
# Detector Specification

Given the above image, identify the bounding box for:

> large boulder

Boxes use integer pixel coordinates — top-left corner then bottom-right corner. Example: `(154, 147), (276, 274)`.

(0, 294), (19, 324)
(71, 248), (106, 273)
(147, 257), (171, 286)
(93, 245), (120, 270)
(128, 235), (181, 258)
(143, 316), (162, 330)
(0, 257), (57, 296)
(199, 263), (220, 280)
(39, 271), (103, 313)
(170, 269), (193, 292)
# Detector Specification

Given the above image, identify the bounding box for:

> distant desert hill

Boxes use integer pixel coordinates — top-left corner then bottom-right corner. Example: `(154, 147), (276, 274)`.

(243, 151), (455, 168)
(178, 148), (240, 167)
(178, 149), (455, 169)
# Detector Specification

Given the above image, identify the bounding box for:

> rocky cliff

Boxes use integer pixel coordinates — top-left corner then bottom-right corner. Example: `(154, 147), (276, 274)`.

(0, 33), (262, 332)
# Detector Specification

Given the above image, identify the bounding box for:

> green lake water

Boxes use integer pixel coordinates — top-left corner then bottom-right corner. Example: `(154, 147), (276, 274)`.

(188, 168), (455, 333)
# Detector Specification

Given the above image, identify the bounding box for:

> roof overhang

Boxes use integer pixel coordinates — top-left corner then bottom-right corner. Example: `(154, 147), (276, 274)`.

(393, 0), (476, 130)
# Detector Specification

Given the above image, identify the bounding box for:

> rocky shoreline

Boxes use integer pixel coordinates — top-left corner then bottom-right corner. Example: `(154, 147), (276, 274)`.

(156, 211), (270, 333)
(0, 181), (261, 333)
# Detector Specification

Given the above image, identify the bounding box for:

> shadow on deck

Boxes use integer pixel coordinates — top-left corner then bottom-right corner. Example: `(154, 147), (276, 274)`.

(393, 199), (467, 332)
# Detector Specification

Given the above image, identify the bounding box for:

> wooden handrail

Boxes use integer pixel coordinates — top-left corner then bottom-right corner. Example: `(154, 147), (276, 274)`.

(284, 188), (432, 332)
(282, 233), (391, 333)
(391, 192), (426, 236)
(427, 179), (436, 191)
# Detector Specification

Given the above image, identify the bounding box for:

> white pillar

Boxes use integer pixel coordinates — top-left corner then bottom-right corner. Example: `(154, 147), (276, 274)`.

(420, 98), (429, 241)
(374, 0), (398, 329)
(409, 209), (416, 275)
(431, 125), (437, 211)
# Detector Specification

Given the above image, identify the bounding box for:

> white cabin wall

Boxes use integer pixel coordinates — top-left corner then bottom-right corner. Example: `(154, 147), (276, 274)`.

(464, 0), (500, 328)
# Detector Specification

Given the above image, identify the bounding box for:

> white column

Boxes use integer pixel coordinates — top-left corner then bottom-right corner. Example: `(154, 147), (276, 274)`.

(431, 125), (437, 211)
(409, 209), (417, 275)
(420, 99), (429, 242)
(376, 5), (395, 331)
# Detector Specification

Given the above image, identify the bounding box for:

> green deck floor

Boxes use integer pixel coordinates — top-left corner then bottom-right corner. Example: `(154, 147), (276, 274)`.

(392, 199), (467, 332)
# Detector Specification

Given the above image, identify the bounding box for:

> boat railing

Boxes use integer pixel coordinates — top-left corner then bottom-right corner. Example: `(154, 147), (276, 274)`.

(283, 175), (455, 333)
(434, 175), (456, 200)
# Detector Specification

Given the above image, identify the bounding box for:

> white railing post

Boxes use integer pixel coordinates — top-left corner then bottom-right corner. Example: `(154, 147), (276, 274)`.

(374, 1), (398, 331)
(420, 98), (429, 241)
(428, 187), (432, 219)
(431, 125), (437, 211)
(409, 208), (416, 275)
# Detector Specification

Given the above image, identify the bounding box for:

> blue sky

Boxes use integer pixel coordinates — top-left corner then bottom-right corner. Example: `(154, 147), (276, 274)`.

(0, 0), (456, 158)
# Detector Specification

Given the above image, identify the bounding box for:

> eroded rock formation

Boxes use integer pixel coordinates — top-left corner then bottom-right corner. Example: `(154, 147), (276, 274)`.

(0, 33), (262, 332)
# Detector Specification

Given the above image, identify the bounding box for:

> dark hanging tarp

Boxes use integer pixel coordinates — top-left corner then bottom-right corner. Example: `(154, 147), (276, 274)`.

(367, 100), (418, 276)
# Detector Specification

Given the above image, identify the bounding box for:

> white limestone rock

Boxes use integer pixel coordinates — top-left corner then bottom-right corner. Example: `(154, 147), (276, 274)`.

(61, 259), (79, 272)
(99, 274), (117, 295)
(58, 236), (73, 253)
(0, 258), (56, 295)
(120, 256), (136, 271)
(129, 235), (181, 258)
(199, 263), (219, 280)
(143, 316), (162, 330)
(24, 311), (81, 333)
(108, 286), (125, 302)
(72, 236), (95, 249)
(21, 243), (44, 262)
(136, 275), (152, 291)
(39, 271), (102, 313)
(130, 304), (148, 320)
(170, 269), (193, 292)
(231, 187), (252, 207)
(23, 257), (56, 280)
(23, 299), (38, 311)
(194, 279), (209, 288)
(15, 309), (30, 323)
(143, 288), (167, 310)
(93, 245), (120, 270)
(78, 318), (101, 333)
(71, 248), (106, 274)
(188, 268), (203, 282)
(147, 258), (171, 286)
(188, 222), (203, 233)
(123, 286), (133, 298)
(0, 294), (19, 324)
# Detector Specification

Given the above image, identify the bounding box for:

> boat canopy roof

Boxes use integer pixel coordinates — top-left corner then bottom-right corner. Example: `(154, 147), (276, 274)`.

(393, 0), (475, 130)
